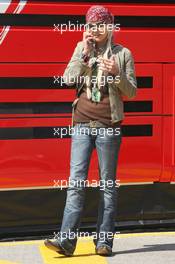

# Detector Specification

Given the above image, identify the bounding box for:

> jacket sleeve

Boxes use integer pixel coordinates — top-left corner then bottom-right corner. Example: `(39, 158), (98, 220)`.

(114, 48), (137, 99)
(63, 41), (90, 86)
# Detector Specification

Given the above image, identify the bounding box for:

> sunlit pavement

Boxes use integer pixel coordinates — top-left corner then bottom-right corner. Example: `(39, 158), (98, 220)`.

(0, 231), (175, 264)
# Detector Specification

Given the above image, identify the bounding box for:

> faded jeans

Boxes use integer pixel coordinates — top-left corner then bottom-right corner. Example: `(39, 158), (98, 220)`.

(57, 123), (122, 254)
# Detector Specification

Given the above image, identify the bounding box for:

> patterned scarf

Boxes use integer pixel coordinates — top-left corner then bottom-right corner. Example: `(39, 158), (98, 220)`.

(85, 5), (115, 102)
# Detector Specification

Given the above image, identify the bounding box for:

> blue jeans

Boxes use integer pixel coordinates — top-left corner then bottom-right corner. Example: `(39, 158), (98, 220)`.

(57, 123), (122, 254)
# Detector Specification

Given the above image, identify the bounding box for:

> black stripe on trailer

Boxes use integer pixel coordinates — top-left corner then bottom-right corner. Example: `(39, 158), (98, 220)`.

(0, 15), (175, 27)
(0, 101), (153, 114)
(0, 124), (152, 140)
(0, 77), (153, 89)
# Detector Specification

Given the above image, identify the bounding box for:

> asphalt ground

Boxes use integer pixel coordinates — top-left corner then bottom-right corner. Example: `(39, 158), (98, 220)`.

(0, 231), (175, 264)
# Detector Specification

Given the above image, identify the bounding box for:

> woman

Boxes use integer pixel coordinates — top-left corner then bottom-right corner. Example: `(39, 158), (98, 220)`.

(44, 5), (137, 257)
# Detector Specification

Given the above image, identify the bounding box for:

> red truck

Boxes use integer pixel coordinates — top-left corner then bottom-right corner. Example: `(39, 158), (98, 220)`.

(0, 0), (175, 236)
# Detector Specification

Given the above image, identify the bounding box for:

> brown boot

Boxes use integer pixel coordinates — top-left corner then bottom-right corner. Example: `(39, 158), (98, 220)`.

(95, 245), (112, 256)
(44, 239), (73, 257)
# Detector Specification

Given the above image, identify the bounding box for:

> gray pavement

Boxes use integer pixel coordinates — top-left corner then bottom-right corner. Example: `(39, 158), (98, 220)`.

(0, 232), (174, 264)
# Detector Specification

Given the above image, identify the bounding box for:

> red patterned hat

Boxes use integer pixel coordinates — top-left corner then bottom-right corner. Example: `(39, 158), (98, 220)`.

(86, 5), (114, 24)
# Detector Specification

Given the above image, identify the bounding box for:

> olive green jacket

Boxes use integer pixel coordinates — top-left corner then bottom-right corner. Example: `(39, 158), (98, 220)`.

(63, 41), (137, 126)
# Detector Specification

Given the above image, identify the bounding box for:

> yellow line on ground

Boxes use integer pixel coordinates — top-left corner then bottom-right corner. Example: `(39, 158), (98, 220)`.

(0, 240), (42, 246)
(39, 241), (107, 264)
(0, 231), (175, 247)
(0, 261), (20, 264)
(114, 231), (175, 238)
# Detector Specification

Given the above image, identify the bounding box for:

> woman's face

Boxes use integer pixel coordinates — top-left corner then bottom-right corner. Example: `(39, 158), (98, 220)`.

(86, 21), (108, 43)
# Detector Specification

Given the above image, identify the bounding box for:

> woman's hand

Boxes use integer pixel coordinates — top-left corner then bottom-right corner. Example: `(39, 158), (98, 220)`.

(82, 31), (95, 55)
(98, 55), (120, 76)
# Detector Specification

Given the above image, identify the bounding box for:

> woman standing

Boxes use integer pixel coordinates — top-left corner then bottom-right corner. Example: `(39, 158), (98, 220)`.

(45, 5), (137, 257)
